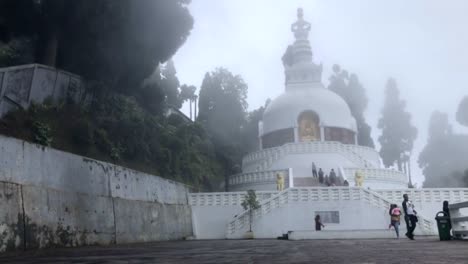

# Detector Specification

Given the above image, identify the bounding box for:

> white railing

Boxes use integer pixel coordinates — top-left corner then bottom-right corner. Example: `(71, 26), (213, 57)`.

(225, 187), (434, 237)
(242, 142), (377, 172)
(189, 191), (278, 207)
(449, 201), (468, 238)
(343, 168), (407, 184)
(229, 169), (289, 186)
(375, 189), (468, 204)
(346, 145), (381, 167)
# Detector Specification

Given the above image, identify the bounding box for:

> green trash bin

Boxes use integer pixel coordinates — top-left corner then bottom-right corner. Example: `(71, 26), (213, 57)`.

(435, 211), (451, 241)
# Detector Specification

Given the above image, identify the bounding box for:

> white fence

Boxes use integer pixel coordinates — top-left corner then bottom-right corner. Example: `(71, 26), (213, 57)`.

(242, 142), (379, 172)
(343, 168), (407, 184)
(375, 189), (468, 204)
(229, 169), (289, 186)
(189, 191), (278, 207)
(225, 187), (434, 238)
(449, 201), (468, 238)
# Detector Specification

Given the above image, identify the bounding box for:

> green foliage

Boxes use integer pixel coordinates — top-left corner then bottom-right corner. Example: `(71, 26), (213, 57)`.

(378, 78), (417, 170)
(328, 64), (374, 147)
(198, 68), (249, 188)
(198, 68), (248, 142)
(456, 96), (468, 127)
(0, 37), (34, 67)
(241, 190), (261, 211)
(241, 189), (261, 232)
(32, 121), (52, 146)
(0, 0), (194, 93)
(418, 111), (468, 187)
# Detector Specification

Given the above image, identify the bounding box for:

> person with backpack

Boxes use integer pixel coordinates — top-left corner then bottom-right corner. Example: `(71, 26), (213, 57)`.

(388, 204), (401, 238)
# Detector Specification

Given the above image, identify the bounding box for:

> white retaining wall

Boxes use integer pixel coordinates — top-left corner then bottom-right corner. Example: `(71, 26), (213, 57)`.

(0, 135), (192, 252)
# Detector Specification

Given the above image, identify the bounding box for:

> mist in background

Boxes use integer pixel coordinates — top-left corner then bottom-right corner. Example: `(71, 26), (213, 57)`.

(174, 0), (468, 186)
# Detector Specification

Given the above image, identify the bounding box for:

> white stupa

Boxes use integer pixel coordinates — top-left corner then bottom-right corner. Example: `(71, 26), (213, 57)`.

(229, 8), (407, 191)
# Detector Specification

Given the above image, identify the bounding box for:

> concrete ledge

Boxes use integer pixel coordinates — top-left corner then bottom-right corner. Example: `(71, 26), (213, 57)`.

(288, 229), (401, 240)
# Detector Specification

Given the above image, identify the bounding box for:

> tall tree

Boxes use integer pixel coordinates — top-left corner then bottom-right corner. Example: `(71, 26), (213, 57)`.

(198, 68), (248, 144)
(198, 68), (248, 189)
(328, 64), (374, 147)
(456, 96), (468, 127)
(0, 0), (194, 93)
(419, 111), (468, 187)
(378, 78), (417, 171)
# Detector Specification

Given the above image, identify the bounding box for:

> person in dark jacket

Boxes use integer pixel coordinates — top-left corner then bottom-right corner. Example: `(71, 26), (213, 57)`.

(318, 168), (324, 184)
(312, 162), (318, 178)
(402, 194), (417, 240)
(443, 200), (452, 234)
(315, 215), (325, 231)
(329, 169), (337, 185)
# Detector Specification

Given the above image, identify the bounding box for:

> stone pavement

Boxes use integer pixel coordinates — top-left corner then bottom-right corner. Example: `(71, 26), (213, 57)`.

(1, 237), (467, 264)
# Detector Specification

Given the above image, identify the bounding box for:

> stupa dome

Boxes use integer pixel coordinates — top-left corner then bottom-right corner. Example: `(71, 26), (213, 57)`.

(262, 83), (357, 136)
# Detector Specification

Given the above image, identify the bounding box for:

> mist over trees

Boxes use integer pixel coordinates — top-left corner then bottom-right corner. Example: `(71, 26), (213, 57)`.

(456, 96), (468, 127)
(328, 64), (374, 148)
(0, 0), (193, 95)
(0, 0), (236, 191)
(419, 111), (468, 187)
(378, 78), (417, 171)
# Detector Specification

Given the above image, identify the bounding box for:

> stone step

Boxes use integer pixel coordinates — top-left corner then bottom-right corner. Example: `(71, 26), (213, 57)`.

(288, 229), (429, 240)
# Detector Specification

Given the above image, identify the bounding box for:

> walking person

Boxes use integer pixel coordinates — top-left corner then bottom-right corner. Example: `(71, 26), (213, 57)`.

(329, 169), (337, 185)
(402, 194), (418, 240)
(388, 204), (401, 238)
(312, 162), (318, 178)
(315, 215), (325, 231)
(318, 168), (324, 184)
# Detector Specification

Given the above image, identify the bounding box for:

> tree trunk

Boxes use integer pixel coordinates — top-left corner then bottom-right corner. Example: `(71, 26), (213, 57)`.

(41, 27), (59, 67)
(194, 98), (197, 120)
(189, 100), (193, 120)
(249, 209), (252, 232)
(397, 159), (402, 172)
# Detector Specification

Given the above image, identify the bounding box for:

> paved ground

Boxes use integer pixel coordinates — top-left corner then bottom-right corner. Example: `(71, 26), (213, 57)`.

(1, 237), (467, 264)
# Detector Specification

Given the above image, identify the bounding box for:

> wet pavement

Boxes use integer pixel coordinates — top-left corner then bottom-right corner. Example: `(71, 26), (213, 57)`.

(1, 237), (467, 263)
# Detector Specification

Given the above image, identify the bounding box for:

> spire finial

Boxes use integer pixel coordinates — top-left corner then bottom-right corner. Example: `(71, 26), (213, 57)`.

(297, 7), (304, 19)
(291, 8), (311, 40)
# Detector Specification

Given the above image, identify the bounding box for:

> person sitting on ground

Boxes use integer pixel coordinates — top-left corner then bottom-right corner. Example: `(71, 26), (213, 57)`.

(315, 215), (325, 231)
(388, 204), (401, 238)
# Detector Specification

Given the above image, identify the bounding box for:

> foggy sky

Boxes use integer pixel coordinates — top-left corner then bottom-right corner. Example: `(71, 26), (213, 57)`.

(173, 0), (468, 186)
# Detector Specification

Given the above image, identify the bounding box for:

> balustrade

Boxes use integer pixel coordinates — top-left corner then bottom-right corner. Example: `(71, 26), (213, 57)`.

(225, 187), (435, 237)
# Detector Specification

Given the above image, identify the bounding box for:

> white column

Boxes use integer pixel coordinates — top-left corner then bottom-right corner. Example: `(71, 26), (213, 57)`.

(354, 133), (358, 145)
(320, 126), (325, 141)
(289, 168), (294, 188)
(294, 127), (299, 142)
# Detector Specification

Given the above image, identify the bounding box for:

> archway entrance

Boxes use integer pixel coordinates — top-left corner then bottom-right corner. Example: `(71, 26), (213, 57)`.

(297, 111), (320, 142)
